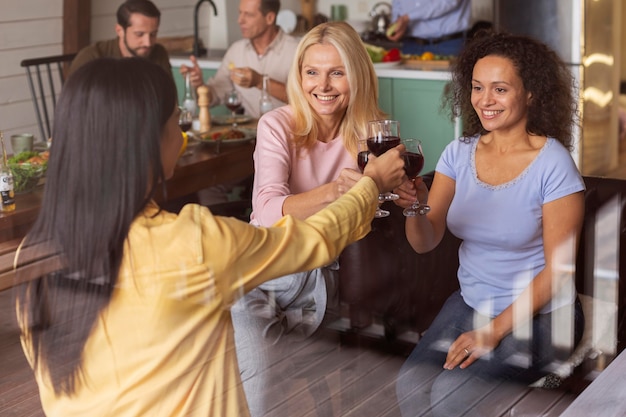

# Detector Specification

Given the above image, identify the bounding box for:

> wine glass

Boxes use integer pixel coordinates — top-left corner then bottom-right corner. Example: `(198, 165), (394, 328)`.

(367, 119), (401, 203)
(224, 89), (242, 129)
(357, 139), (389, 218)
(401, 138), (431, 217)
(178, 106), (193, 133)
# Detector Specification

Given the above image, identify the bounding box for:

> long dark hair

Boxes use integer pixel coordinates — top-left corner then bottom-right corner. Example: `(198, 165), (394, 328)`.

(444, 30), (579, 149)
(15, 57), (177, 395)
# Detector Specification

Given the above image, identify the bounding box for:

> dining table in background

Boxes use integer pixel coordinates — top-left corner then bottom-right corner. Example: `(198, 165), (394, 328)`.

(0, 123), (256, 291)
(0, 119), (257, 242)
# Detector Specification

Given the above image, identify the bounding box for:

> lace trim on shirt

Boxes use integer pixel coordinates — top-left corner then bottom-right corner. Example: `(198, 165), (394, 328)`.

(469, 135), (552, 190)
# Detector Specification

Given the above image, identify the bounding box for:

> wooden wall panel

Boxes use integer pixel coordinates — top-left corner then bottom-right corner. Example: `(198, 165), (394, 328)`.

(0, 0), (63, 141)
(63, 0), (90, 54)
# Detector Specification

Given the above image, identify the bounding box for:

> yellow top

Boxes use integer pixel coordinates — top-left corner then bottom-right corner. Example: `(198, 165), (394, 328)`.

(20, 177), (378, 417)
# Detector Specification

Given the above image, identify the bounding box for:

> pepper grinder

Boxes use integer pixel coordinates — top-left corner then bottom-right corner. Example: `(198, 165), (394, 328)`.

(197, 85), (211, 132)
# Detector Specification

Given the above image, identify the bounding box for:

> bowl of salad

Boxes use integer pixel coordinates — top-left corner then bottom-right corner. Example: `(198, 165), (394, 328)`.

(8, 151), (49, 194)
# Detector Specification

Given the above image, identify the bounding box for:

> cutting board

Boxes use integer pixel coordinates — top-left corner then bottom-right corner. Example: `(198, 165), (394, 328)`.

(404, 59), (451, 70)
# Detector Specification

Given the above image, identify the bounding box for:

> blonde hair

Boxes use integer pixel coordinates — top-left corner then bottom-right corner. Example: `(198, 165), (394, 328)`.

(286, 21), (386, 158)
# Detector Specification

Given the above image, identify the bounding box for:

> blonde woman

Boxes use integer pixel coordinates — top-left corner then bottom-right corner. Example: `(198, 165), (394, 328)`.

(231, 21), (397, 416)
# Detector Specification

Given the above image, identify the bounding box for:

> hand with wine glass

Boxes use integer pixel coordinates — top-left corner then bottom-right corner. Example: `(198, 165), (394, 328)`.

(224, 89), (242, 130)
(400, 138), (430, 216)
(367, 119), (401, 204)
(357, 138), (389, 218)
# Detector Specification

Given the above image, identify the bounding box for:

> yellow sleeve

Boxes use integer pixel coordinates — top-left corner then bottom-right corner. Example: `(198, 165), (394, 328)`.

(202, 177), (379, 305)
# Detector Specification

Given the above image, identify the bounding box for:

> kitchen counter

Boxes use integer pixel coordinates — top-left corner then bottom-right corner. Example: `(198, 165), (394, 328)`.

(169, 56), (451, 81)
(169, 54), (456, 173)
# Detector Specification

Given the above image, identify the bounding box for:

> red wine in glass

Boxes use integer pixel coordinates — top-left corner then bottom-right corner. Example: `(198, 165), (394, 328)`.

(404, 151), (425, 179)
(179, 121), (192, 132)
(401, 138), (431, 217)
(225, 103), (241, 113)
(357, 150), (370, 172)
(366, 136), (401, 156)
(225, 90), (243, 129)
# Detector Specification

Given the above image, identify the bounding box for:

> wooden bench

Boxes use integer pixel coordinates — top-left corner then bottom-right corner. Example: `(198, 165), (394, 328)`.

(0, 238), (63, 292)
(336, 174), (626, 415)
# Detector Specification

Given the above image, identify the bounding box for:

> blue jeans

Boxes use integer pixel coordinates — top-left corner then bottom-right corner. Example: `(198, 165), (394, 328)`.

(231, 266), (339, 417)
(396, 290), (584, 417)
(401, 37), (465, 56)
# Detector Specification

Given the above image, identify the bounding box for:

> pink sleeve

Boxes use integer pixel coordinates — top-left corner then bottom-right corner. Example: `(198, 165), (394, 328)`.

(249, 107), (295, 226)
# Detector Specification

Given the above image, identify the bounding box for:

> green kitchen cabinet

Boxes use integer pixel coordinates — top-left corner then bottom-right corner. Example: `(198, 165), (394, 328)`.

(377, 77), (393, 116)
(379, 77), (457, 173)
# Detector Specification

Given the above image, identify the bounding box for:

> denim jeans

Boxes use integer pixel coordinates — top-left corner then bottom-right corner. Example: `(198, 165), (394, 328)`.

(231, 265), (339, 417)
(396, 290), (584, 417)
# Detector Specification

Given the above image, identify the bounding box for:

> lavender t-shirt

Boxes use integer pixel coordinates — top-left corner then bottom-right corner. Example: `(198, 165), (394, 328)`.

(437, 135), (585, 316)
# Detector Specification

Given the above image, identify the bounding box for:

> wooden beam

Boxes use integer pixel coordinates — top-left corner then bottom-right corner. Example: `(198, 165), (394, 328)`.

(63, 0), (91, 55)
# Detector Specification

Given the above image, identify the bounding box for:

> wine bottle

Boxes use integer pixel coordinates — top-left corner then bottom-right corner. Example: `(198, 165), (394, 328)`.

(259, 74), (273, 116)
(182, 72), (197, 116)
(0, 131), (16, 212)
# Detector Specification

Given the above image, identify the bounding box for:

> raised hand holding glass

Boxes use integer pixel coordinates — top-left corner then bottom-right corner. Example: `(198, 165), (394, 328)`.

(357, 138), (389, 218)
(401, 137), (430, 216)
(367, 119), (401, 203)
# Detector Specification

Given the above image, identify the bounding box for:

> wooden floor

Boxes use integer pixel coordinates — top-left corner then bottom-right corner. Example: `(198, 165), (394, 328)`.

(0, 288), (409, 417)
(0, 289), (45, 417)
(0, 286), (588, 417)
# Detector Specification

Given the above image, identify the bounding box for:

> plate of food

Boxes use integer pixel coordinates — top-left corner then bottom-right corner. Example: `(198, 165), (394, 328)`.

(211, 114), (253, 126)
(197, 127), (256, 145)
(8, 150), (49, 194)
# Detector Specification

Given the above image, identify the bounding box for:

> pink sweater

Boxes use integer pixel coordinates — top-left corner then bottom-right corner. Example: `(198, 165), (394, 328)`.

(250, 106), (357, 226)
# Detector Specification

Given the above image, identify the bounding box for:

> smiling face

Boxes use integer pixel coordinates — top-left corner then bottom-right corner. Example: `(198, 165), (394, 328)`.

(471, 55), (531, 135)
(116, 13), (159, 58)
(300, 43), (350, 122)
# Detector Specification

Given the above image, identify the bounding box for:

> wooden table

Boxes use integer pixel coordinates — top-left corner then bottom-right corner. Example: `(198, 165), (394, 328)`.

(0, 140), (254, 243)
(0, 137), (254, 291)
(156, 138), (254, 202)
(560, 349), (626, 416)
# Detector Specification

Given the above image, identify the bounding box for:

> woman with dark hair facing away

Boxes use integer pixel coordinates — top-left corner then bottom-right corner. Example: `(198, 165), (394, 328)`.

(393, 31), (585, 416)
(14, 57), (406, 417)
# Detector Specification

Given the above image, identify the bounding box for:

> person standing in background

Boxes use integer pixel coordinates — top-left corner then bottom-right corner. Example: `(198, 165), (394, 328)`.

(386, 0), (471, 56)
(68, 0), (171, 76)
(180, 0), (298, 119)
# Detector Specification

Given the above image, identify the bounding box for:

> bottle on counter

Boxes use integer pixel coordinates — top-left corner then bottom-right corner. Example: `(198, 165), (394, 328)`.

(182, 72), (197, 116)
(259, 74), (273, 116)
(0, 131), (16, 212)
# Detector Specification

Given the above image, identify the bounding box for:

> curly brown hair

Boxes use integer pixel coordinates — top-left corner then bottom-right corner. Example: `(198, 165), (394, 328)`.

(443, 30), (579, 150)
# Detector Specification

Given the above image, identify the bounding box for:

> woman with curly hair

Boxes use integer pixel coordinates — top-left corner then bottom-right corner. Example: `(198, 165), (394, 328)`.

(393, 31), (585, 416)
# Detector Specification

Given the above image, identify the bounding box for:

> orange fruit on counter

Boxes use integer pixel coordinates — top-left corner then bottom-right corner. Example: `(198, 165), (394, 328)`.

(421, 51), (435, 60)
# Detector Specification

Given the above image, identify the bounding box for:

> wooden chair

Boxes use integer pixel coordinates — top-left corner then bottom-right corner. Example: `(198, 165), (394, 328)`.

(20, 53), (76, 141)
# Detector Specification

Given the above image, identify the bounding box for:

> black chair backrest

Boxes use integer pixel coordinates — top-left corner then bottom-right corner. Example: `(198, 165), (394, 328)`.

(20, 53), (76, 141)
